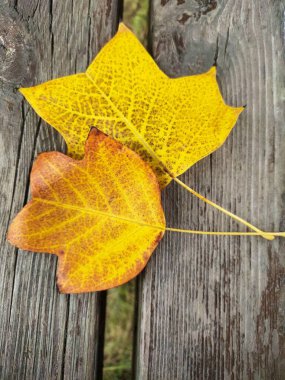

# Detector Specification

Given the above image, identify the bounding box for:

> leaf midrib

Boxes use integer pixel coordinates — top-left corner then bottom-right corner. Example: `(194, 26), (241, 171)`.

(34, 197), (165, 231)
(85, 71), (174, 178)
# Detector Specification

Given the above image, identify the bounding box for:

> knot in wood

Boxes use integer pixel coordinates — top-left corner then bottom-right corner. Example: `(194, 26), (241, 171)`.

(0, 6), (34, 86)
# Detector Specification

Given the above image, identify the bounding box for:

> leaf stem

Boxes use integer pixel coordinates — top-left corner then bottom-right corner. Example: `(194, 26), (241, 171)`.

(166, 227), (285, 237)
(173, 177), (274, 241)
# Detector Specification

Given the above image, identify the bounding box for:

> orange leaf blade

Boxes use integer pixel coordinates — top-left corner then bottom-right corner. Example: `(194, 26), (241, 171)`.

(8, 129), (165, 293)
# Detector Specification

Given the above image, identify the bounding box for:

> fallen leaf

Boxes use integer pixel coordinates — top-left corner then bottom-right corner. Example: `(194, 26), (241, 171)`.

(20, 23), (243, 188)
(7, 129), (165, 293)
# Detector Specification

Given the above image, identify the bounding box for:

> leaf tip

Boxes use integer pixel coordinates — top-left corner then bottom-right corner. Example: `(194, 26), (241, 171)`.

(207, 66), (217, 77)
(56, 281), (66, 294)
(18, 87), (27, 96)
(6, 217), (18, 248)
(118, 22), (130, 33)
(18, 86), (33, 102)
(6, 230), (13, 247)
(6, 211), (29, 251)
(235, 106), (245, 116)
(84, 127), (104, 155)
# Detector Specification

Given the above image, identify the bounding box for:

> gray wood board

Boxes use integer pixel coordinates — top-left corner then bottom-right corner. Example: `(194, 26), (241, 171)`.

(0, 1), (120, 378)
(136, 1), (285, 379)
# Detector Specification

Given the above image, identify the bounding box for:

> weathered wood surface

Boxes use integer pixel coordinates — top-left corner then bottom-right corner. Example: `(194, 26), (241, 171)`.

(136, 1), (285, 379)
(0, 1), (120, 378)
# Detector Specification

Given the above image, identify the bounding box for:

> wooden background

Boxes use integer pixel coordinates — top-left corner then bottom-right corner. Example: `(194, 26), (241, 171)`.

(0, 0), (284, 379)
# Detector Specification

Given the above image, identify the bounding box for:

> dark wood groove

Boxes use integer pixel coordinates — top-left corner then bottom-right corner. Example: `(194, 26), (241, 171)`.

(0, 1), (120, 379)
(135, 0), (285, 379)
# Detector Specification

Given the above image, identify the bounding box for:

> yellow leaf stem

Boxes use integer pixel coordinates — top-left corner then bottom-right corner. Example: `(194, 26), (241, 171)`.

(166, 227), (285, 237)
(173, 177), (275, 240)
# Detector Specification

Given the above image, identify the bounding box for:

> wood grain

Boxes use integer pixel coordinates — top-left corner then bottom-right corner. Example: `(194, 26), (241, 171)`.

(136, 1), (285, 379)
(0, 1), (120, 378)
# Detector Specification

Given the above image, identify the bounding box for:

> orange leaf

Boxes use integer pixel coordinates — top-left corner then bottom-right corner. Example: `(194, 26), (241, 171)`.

(7, 129), (165, 293)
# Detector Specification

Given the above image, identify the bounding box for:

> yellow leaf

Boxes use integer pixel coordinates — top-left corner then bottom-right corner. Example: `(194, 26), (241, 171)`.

(20, 23), (243, 188)
(7, 129), (165, 293)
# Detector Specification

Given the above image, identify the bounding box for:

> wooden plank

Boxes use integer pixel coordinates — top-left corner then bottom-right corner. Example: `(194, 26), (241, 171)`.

(0, 1), (120, 378)
(136, 1), (285, 379)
